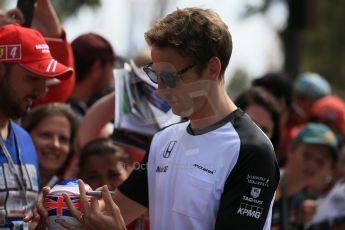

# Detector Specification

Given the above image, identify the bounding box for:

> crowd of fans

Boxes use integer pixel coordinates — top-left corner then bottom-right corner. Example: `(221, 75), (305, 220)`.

(242, 72), (345, 229)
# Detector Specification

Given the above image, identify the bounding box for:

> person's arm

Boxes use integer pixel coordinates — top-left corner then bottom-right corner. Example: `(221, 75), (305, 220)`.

(77, 92), (115, 149)
(31, 0), (76, 105)
(0, 8), (24, 26)
(215, 142), (280, 229)
(32, 30), (76, 105)
(31, 0), (62, 38)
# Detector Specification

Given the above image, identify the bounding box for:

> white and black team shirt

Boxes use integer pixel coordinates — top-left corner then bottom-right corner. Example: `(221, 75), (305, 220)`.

(119, 109), (280, 230)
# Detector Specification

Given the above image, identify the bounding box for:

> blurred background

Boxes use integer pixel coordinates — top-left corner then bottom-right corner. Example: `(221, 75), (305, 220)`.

(2, 0), (344, 97)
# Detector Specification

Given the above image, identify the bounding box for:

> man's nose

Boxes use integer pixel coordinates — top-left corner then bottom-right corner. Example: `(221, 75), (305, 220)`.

(50, 136), (61, 148)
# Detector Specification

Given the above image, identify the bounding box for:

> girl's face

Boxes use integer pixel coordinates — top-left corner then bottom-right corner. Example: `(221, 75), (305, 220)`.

(81, 154), (129, 191)
(30, 115), (71, 174)
(289, 143), (333, 187)
(245, 104), (274, 138)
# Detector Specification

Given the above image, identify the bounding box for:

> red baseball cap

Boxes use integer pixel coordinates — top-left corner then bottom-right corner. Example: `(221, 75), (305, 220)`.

(310, 96), (345, 135)
(0, 24), (73, 79)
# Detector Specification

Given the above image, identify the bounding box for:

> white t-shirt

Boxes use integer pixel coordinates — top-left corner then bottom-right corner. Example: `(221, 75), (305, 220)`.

(119, 109), (279, 230)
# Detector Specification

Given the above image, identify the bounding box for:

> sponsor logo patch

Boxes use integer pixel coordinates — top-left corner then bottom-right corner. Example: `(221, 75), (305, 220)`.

(156, 165), (168, 173)
(237, 202), (263, 219)
(193, 163), (215, 174)
(163, 141), (177, 158)
(35, 44), (50, 53)
(243, 196), (263, 205)
(250, 187), (261, 198)
(0, 45), (21, 61)
(246, 174), (270, 187)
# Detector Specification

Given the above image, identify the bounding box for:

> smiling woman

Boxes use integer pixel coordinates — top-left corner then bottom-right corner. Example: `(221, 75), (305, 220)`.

(21, 103), (79, 188)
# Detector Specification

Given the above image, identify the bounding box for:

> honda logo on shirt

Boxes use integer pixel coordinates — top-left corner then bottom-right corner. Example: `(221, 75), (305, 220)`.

(163, 141), (177, 158)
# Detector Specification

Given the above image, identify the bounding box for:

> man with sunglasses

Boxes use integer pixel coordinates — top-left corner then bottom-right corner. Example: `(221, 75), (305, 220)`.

(50, 7), (280, 230)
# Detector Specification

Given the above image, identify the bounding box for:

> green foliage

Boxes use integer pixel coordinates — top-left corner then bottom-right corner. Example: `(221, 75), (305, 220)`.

(242, 0), (345, 92)
(51, 0), (101, 22)
(301, 0), (345, 93)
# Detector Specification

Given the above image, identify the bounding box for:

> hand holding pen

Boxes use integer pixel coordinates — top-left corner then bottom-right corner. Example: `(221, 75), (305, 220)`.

(57, 180), (126, 230)
(86, 190), (116, 198)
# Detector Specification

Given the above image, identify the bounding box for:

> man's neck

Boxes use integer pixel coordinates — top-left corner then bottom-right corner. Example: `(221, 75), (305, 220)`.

(190, 87), (237, 130)
(71, 82), (95, 102)
(0, 113), (10, 140)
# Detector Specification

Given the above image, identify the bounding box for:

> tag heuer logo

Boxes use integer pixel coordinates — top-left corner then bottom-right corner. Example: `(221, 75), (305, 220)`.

(250, 187), (261, 199)
(163, 141), (177, 158)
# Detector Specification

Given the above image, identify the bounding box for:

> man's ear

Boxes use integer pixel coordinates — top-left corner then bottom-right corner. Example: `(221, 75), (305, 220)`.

(206, 57), (221, 80)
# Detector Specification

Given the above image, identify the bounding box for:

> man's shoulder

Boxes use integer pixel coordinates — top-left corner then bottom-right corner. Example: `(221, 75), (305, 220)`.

(231, 112), (274, 151)
(11, 121), (34, 145)
(11, 121), (30, 137)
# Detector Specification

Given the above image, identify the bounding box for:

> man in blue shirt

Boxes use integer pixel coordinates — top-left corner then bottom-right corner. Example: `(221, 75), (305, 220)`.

(0, 24), (72, 229)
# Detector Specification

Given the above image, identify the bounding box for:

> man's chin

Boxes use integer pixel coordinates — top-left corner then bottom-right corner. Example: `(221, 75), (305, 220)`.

(12, 108), (30, 119)
(173, 107), (193, 118)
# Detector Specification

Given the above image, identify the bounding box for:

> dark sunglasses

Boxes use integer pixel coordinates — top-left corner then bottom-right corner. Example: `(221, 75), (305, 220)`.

(143, 63), (195, 88)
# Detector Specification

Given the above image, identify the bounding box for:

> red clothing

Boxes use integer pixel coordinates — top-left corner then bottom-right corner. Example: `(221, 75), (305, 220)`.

(33, 32), (75, 106)
(124, 147), (146, 164)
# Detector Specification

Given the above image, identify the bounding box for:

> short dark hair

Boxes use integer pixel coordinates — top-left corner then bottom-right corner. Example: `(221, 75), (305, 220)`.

(145, 7), (232, 80)
(71, 33), (116, 83)
(78, 138), (130, 175)
(252, 72), (293, 109)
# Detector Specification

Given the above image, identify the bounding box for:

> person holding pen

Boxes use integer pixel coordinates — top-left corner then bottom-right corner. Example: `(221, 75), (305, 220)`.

(30, 7), (279, 230)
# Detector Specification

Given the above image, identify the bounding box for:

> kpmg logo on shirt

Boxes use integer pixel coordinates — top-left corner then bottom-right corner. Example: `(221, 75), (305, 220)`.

(163, 141), (177, 158)
(237, 202), (263, 219)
